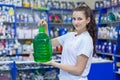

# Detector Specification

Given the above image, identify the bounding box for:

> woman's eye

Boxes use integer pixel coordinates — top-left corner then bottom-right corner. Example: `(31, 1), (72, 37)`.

(72, 17), (76, 20)
(78, 17), (82, 20)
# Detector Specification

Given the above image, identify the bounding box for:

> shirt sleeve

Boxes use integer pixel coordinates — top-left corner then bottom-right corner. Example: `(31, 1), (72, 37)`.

(57, 32), (70, 46)
(77, 37), (93, 57)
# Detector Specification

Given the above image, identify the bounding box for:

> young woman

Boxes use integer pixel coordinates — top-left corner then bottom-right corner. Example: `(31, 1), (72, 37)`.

(39, 4), (96, 80)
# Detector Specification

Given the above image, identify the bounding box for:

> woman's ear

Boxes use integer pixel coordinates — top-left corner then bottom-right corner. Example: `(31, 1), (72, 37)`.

(87, 17), (90, 24)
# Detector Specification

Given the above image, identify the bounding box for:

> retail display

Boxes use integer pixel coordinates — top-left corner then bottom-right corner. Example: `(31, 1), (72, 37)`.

(0, 0), (120, 80)
(33, 25), (52, 62)
(49, 8), (75, 53)
(0, 0), (75, 80)
(94, 0), (120, 80)
(0, 1), (51, 80)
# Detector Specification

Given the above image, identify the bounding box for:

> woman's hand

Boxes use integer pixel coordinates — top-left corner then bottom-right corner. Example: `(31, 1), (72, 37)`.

(39, 19), (48, 28)
(41, 60), (56, 66)
(39, 19), (48, 35)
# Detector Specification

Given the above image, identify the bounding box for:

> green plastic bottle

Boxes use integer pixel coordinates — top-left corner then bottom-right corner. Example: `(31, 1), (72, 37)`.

(33, 25), (52, 62)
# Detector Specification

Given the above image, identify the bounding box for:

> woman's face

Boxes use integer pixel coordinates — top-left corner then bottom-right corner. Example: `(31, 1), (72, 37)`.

(72, 11), (90, 33)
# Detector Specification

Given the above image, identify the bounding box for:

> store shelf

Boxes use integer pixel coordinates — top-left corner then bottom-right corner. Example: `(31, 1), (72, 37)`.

(0, 61), (13, 64)
(15, 59), (61, 64)
(99, 21), (120, 25)
(97, 38), (117, 41)
(2, 22), (15, 24)
(15, 61), (38, 64)
(115, 55), (120, 58)
(96, 52), (113, 56)
(16, 6), (49, 11)
(17, 66), (54, 70)
(94, 1), (120, 79)
(50, 22), (72, 25)
(92, 57), (113, 63)
(115, 71), (120, 75)
(0, 38), (14, 40)
(16, 22), (38, 25)
(50, 8), (72, 11)
(0, 4), (15, 7)
(18, 38), (33, 40)
(16, 53), (31, 56)
(94, 4), (120, 11)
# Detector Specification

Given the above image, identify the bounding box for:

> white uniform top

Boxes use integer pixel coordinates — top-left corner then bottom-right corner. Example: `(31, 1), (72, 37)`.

(57, 31), (93, 80)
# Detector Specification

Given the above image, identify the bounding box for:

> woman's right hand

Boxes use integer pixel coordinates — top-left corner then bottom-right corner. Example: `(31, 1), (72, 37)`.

(39, 19), (48, 34)
(39, 19), (48, 28)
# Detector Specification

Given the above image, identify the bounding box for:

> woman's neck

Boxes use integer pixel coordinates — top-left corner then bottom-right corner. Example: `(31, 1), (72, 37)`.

(76, 29), (87, 36)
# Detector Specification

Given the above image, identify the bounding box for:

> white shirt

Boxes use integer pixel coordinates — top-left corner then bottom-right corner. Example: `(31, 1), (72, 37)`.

(57, 31), (93, 80)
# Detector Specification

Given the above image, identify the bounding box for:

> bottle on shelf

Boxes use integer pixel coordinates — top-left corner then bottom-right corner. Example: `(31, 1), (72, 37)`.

(33, 24), (52, 62)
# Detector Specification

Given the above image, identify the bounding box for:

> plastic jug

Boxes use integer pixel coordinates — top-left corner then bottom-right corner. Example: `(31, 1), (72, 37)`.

(33, 25), (52, 62)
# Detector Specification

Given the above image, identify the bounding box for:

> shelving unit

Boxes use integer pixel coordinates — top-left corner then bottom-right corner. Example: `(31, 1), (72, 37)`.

(49, 8), (74, 38)
(94, 4), (120, 80)
(0, 4), (18, 80)
(1, 0), (120, 80)
(0, 1), (74, 79)
(15, 6), (50, 56)
(0, 3), (52, 80)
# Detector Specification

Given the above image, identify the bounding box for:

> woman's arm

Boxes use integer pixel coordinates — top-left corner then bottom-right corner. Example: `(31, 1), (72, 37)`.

(52, 38), (61, 47)
(44, 54), (88, 76)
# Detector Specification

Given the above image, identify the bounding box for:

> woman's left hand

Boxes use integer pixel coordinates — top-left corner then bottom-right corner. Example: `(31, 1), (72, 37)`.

(41, 60), (55, 65)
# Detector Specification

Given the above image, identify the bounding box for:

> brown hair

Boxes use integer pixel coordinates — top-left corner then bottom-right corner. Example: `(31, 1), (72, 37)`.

(73, 4), (97, 53)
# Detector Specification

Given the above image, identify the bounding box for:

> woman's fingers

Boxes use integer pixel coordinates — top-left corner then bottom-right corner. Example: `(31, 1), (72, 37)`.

(41, 60), (52, 65)
(39, 19), (47, 26)
(40, 60), (55, 65)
